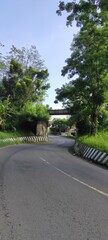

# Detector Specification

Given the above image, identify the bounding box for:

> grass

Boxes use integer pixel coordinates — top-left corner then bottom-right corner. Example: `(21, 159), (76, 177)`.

(77, 131), (108, 153)
(0, 130), (34, 147)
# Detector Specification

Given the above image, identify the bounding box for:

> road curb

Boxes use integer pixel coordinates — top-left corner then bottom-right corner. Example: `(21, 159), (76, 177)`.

(74, 142), (108, 168)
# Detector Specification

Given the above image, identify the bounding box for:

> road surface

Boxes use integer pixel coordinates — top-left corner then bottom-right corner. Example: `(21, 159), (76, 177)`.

(0, 135), (108, 240)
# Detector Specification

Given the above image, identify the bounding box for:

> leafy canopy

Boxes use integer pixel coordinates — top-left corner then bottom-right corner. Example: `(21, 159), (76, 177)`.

(56, 0), (108, 135)
(0, 45), (50, 131)
(0, 58), (50, 110)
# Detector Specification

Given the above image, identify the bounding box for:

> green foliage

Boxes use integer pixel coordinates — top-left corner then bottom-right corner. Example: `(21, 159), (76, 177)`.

(0, 45), (50, 132)
(0, 130), (34, 147)
(10, 59), (22, 74)
(21, 102), (36, 116)
(52, 118), (70, 127)
(57, 1), (108, 27)
(98, 106), (108, 130)
(17, 102), (49, 134)
(77, 131), (108, 153)
(35, 104), (50, 121)
(0, 130), (30, 139)
(0, 43), (6, 78)
(0, 59), (50, 110)
(20, 102), (50, 121)
(0, 99), (17, 130)
(56, 0), (108, 135)
(50, 118), (71, 134)
(5, 45), (44, 70)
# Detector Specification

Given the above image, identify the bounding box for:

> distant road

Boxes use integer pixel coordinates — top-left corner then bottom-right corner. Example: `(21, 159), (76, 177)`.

(0, 135), (108, 240)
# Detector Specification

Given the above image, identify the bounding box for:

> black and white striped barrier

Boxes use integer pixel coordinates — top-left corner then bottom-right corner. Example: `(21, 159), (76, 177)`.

(74, 142), (108, 167)
(0, 136), (48, 143)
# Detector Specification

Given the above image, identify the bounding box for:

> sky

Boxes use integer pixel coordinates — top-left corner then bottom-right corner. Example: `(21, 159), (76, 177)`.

(0, 0), (77, 109)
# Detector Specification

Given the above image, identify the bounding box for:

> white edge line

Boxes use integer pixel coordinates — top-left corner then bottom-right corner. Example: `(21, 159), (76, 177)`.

(40, 157), (108, 198)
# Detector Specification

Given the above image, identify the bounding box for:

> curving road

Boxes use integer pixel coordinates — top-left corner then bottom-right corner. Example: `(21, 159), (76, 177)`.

(0, 135), (108, 240)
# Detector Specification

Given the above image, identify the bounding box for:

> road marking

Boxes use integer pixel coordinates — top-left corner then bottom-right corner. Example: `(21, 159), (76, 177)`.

(40, 157), (108, 198)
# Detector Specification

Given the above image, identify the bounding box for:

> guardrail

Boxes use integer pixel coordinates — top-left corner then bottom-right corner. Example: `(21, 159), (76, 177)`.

(0, 136), (48, 143)
(74, 142), (108, 168)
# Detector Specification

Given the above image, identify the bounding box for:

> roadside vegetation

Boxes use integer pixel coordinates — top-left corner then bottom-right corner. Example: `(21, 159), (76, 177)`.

(0, 130), (30, 147)
(49, 118), (73, 135)
(0, 129), (37, 147)
(0, 44), (50, 147)
(77, 131), (108, 153)
(55, 1), (108, 136)
(55, 1), (108, 153)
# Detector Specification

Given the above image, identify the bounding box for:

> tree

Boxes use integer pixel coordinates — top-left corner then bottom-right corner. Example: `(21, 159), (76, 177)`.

(20, 102), (50, 120)
(0, 59), (50, 110)
(56, 1), (108, 27)
(50, 118), (71, 134)
(56, 0), (108, 135)
(5, 45), (45, 71)
(0, 43), (6, 79)
(0, 99), (17, 130)
(0, 45), (50, 132)
(55, 82), (92, 134)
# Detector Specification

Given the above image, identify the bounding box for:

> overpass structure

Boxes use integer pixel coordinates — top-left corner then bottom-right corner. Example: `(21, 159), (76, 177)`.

(49, 109), (70, 115)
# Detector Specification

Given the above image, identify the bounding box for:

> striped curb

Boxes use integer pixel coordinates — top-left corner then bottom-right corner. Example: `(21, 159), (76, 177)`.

(0, 136), (48, 143)
(74, 142), (108, 168)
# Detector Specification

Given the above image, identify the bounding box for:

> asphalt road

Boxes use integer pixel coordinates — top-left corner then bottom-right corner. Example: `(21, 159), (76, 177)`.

(0, 135), (108, 240)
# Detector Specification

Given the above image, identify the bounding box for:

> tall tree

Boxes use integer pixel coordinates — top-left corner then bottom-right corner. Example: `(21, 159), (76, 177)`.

(0, 59), (50, 110)
(4, 45), (44, 71)
(56, 0), (108, 135)
(0, 45), (50, 131)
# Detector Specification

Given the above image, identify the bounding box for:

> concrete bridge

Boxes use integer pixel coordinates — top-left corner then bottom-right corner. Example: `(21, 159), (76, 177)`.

(37, 109), (71, 136)
(49, 109), (70, 115)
